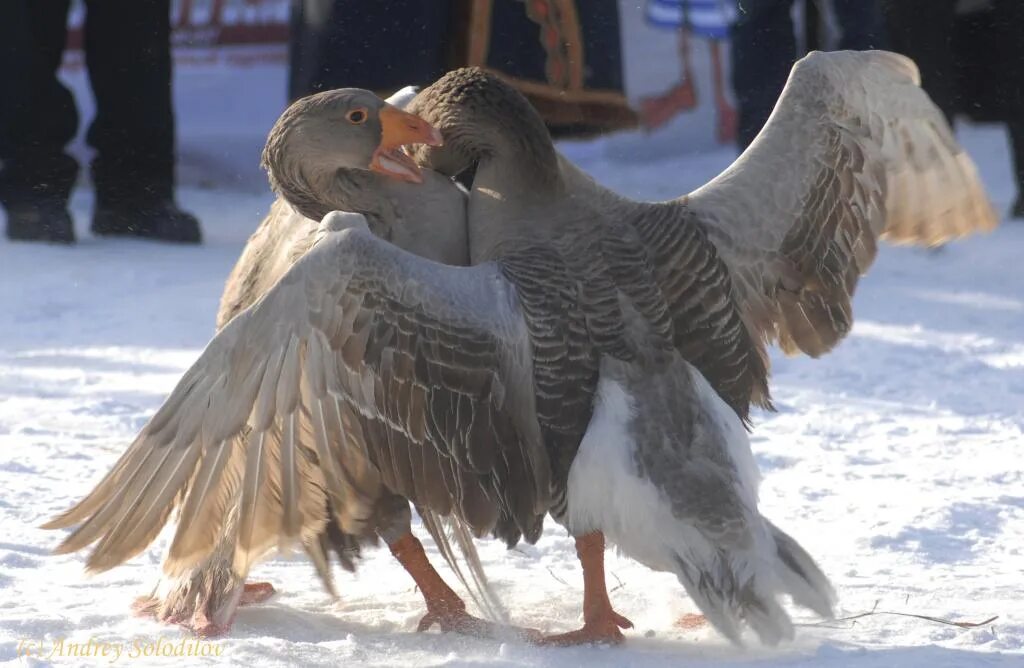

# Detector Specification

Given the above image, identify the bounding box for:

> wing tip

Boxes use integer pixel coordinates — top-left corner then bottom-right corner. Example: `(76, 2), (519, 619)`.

(50, 540), (77, 556)
(39, 515), (71, 531)
(868, 49), (920, 86)
(795, 49), (920, 87)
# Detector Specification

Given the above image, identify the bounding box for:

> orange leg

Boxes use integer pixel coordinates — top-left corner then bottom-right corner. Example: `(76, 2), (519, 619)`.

(538, 531), (634, 646)
(389, 532), (539, 640)
(675, 612), (708, 630)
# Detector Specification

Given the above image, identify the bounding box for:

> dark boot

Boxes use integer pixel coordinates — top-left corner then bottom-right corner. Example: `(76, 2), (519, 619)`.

(91, 196), (201, 244)
(0, 155), (78, 244)
(0, 0), (78, 243)
(83, 0), (200, 243)
(4, 198), (75, 243)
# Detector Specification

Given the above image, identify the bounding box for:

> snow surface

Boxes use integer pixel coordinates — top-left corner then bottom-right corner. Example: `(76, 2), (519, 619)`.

(1, 121), (1022, 667)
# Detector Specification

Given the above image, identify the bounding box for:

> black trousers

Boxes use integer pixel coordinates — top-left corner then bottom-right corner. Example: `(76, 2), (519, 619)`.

(0, 0), (176, 209)
(730, 0), (884, 150)
(288, 0), (455, 102)
(881, 0), (957, 124)
(884, 0), (1024, 201)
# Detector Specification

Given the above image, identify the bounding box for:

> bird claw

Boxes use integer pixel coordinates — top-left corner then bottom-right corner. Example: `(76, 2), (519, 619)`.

(535, 610), (634, 646)
(416, 608), (542, 642)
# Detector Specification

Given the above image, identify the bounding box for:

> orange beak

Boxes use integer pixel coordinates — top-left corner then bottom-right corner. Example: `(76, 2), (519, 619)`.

(370, 104), (444, 183)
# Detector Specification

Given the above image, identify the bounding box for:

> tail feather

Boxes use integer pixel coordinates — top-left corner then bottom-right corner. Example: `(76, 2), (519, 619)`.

(671, 519), (835, 646)
(768, 520), (836, 619)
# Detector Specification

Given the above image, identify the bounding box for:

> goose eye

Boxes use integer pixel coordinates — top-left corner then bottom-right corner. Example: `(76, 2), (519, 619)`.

(346, 108), (368, 124)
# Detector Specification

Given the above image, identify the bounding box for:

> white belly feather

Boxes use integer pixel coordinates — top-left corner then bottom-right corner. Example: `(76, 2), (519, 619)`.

(564, 359), (836, 645)
(565, 375), (672, 569)
(565, 361), (759, 570)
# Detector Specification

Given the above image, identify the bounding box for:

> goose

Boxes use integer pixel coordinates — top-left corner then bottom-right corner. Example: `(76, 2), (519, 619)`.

(397, 50), (995, 644)
(42, 49), (995, 648)
(46, 88), (512, 639)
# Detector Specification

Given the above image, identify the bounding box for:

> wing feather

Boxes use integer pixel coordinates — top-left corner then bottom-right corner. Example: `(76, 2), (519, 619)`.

(682, 50), (997, 363)
(46, 215), (548, 580)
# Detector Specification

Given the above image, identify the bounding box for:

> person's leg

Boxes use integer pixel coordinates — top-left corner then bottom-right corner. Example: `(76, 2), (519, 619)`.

(84, 0), (200, 242)
(992, 0), (1024, 218)
(0, 0), (77, 242)
(831, 0), (885, 50)
(289, 0), (453, 101)
(1009, 120), (1024, 219)
(730, 0), (797, 150)
(880, 0), (957, 124)
(288, 0), (334, 101)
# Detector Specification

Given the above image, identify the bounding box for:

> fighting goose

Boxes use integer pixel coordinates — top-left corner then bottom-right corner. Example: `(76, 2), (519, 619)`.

(45, 88), (509, 639)
(398, 51), (996, 644)
(40, 50), (995, 649)
(44, 68), (823, 648)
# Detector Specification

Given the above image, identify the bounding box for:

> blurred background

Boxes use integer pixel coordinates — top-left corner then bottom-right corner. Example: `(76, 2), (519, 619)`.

(29, 0), (1023, 220)
(2, 6), (1023, 663)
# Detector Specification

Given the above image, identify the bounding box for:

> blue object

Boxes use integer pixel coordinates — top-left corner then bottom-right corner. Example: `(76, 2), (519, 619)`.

(645, 0), (737, 39)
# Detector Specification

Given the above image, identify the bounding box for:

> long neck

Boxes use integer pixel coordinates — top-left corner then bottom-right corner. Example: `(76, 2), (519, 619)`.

(278, 162), (469, 266)
(465, 137), (563, 262)
(278, 164), (400, 236)
(468, 153), (565, 261)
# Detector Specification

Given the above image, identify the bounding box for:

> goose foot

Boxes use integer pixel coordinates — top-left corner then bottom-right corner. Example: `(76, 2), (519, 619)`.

(535, 531), (633, 646)
(417, 606), (542, 642)
(237, 581), (277, 605)
(388, 531), (540, 641)
(133, 581), (277, 637)
(536, 609), (633, 646)
(675, 613), (708, 629)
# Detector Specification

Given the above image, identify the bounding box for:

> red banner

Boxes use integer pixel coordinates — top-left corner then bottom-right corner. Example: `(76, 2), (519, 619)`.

(65, 0), (290, 50)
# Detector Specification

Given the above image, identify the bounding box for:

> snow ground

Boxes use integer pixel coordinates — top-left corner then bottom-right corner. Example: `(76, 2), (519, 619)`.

(0, 123), (1022, 668)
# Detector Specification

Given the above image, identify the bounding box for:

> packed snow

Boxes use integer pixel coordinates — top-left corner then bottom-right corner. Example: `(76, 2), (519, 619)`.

(1, 117), (1022, 666)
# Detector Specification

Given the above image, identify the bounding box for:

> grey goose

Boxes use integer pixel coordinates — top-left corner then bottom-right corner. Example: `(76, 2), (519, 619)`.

(45, 88), (514, 640)
(44, 50), (995, 647)
(400, 50), (995, 645)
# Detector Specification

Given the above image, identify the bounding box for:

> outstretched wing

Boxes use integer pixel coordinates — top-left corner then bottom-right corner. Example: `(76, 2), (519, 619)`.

(685, 50), (997, 359)
(44, 213), (549, 578)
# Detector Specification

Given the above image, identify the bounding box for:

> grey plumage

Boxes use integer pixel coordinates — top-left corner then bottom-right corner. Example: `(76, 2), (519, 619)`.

(44, 87), (501, 627)
(44, 51), (996, 646)
(681, 51), (996, 365)
(47, 214), (552, 565)
(402, 53), (993, 644)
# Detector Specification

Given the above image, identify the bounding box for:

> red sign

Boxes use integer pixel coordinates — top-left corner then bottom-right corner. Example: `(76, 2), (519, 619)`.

(65, 0), (290, 50)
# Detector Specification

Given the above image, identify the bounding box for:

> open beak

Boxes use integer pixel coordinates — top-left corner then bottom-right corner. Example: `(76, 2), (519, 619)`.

(370, 104), (444, 183)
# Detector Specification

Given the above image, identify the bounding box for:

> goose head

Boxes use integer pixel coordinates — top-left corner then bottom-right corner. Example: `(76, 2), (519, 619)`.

(262, 88), (443, 221)
(407, 68), (560, 194)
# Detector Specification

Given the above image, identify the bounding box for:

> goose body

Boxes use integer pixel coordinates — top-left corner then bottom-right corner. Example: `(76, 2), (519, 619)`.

(44, 51), (996, 646)
(403, 50), (995, 642)
(462, 179), (829, 643)
(563, 357), (833, 642)
(61, 87), (493, 636)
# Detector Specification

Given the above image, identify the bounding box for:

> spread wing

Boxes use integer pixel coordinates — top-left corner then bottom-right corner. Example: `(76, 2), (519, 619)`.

(43, 213), (549, 578)
(686, 50), (997, 359)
